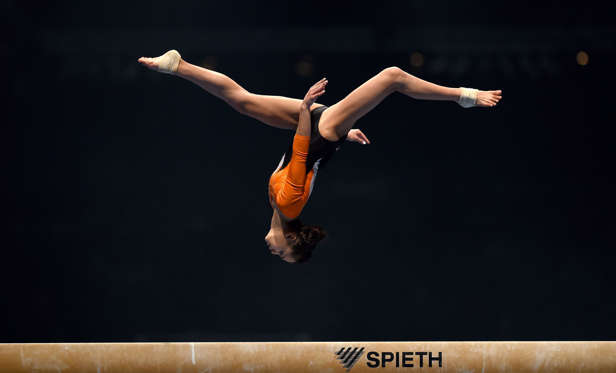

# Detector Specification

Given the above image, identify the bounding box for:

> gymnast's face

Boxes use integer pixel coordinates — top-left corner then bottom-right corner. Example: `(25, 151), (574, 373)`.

(265, 229), (296, 263)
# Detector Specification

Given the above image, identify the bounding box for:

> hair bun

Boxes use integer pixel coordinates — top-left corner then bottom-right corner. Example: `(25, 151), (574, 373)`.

(286, 221), (328, 263)
(302, 225), (327, 242)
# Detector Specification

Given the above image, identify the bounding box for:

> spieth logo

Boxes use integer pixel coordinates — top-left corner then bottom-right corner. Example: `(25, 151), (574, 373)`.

(335, 347), (366, 371)
(334, 347), (443, 371)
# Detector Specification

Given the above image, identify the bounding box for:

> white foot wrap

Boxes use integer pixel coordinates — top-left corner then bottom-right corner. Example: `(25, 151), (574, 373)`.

(458, 87), (478, 108)
(153, 50), (181, 74)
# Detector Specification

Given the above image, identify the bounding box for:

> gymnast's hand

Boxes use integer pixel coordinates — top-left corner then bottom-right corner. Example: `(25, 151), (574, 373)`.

(346, 129), (371, 145)
(303, 77), (328, 107)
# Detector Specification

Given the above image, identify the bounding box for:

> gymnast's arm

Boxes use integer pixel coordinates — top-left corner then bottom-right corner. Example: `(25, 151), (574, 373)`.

(277, 78), (328, 207)
(297, 77), (327, 136)
(278, 132), (310, 207)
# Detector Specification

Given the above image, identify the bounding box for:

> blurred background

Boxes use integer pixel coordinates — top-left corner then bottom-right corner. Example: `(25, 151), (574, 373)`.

(6, 0), (616, 341)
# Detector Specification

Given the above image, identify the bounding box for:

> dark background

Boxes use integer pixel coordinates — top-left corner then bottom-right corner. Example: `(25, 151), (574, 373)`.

(6, 1), (616, 342)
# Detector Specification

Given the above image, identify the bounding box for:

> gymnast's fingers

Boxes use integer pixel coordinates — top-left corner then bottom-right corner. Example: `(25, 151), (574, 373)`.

(311, 78), (327, 89)
(360, 133), (370, 144)
(312, 80), (327, 93)
(313, 86), (326, 96)
(355, 129), (370, 144)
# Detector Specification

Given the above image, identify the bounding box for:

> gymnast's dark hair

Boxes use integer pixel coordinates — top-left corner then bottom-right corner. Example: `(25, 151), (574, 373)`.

(284, 219), (327, 263)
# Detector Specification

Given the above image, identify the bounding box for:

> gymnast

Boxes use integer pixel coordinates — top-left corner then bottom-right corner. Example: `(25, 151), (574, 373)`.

(137, 50), (502, 263)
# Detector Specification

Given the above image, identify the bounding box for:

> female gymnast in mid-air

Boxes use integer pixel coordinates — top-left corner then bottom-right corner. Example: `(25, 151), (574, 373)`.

(138, 50), (502, 263)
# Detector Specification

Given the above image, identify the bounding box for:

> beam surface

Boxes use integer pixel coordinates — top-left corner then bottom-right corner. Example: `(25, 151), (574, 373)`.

(1, 342), (615, 373)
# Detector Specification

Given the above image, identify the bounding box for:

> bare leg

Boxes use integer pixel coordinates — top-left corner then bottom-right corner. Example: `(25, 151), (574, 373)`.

(138, 55), (323, 130)
(319, 66), (502, 140)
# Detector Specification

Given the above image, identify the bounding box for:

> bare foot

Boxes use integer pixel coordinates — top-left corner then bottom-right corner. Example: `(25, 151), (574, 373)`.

(137, 50), (181, 74)
(137, 56), (159, 71)
(476, 90), (503, 107)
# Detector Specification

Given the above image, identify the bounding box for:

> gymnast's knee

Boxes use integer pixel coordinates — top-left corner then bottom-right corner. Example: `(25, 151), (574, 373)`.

(226, 89), (253, 115)
(380, 66), (405, 89)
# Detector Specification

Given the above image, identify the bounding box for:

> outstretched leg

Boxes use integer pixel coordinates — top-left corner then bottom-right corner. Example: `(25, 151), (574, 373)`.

(318, 66), (502, 140)
(138, 53), (322, 130)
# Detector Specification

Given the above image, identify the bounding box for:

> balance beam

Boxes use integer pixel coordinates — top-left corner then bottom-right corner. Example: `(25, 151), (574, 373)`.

(1, 342), (614, 372)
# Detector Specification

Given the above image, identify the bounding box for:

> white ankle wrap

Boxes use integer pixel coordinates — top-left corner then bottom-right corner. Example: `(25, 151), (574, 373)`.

(458, 87), (478, 108)
(155, 50), (181, 74)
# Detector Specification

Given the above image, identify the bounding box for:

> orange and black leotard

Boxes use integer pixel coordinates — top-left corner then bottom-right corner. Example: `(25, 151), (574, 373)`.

(268, 134), (315, 220)
(268, 105), (348, 220)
